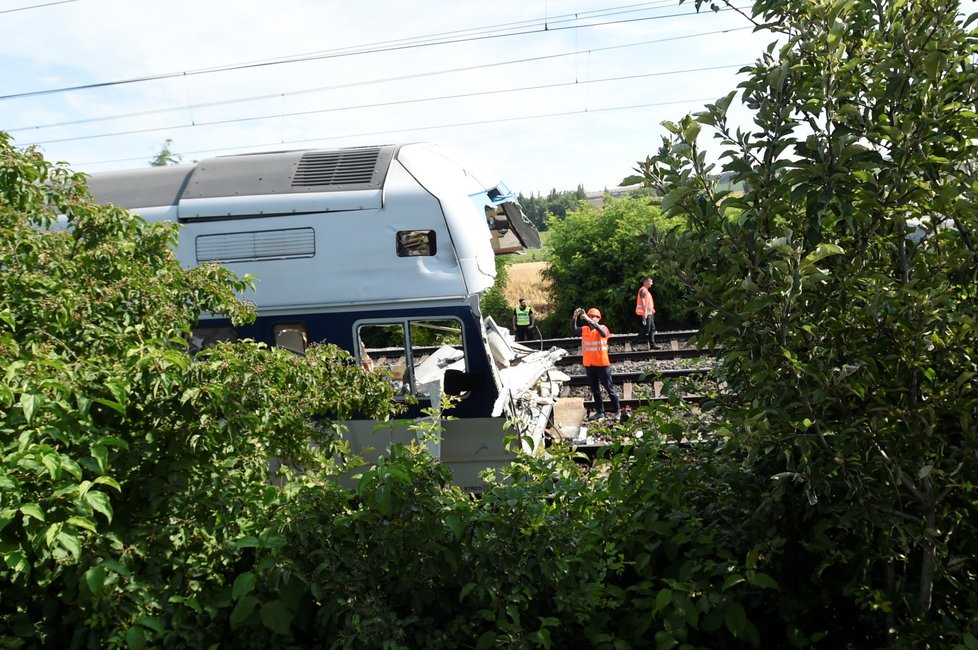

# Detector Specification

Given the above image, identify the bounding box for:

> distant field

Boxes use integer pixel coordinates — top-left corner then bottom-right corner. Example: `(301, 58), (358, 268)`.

(504, 261), (552, 319)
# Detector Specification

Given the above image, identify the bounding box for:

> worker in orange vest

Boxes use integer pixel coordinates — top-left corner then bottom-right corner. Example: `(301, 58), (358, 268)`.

(572, 307), (621, 421)
(632, 276), (660, 349)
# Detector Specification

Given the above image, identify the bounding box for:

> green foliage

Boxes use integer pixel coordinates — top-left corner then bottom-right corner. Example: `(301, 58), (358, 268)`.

(148, 138), (181, 167)
(0, 133), (398, 646)
(479, 255), (512, 327)
(517, 186), (587, 231)
(213, 423), (781, 649)
(643, 0), (978, 643)
(543, 196), (692, 335)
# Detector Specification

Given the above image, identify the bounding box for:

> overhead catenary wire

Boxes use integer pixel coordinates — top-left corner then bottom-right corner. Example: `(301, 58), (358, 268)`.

(0, 2), (747, 102)
(0, 0), (80, 14)
(74, 96), (723, 169)
(10, 20), (750, 142)
(7, 23), (750, 134)
(23, 63), (745, 146)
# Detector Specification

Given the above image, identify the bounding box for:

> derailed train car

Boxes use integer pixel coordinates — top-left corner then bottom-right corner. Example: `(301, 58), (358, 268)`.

(86, 143), (567, 490)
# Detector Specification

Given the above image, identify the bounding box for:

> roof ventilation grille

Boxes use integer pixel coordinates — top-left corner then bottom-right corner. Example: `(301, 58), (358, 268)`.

(291, 148), (381, 187)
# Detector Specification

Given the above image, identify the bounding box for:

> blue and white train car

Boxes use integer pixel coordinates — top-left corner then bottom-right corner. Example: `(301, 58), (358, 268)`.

(86, 143), (567, 490)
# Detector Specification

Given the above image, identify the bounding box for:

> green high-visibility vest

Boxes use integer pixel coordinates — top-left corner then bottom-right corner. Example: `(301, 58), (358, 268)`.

(515, 306), (532, 326)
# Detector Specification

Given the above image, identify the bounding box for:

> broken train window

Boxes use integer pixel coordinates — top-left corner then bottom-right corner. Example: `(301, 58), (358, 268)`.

(396, 230), (436, 257)
(357, 318), (465, 399)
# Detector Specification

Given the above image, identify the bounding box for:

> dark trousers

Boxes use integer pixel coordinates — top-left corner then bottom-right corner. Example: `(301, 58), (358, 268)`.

(632, 314), (656, 345)
(515, 325), (531, 341)
(586, 365), (620, 414)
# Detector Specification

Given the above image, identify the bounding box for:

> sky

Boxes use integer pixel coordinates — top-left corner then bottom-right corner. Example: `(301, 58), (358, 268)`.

(0, 0), (773, 197)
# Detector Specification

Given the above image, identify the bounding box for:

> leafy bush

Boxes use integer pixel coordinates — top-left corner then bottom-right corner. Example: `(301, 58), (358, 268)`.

(543, 197), (693, 335)
(0, 135), (398, 647)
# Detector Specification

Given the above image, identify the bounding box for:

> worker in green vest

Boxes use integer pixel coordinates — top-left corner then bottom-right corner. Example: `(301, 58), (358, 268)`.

(512, 297), (534, 342)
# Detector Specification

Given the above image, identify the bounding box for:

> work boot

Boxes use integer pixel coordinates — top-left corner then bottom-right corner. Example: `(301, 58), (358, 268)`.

(587, 412), (604, 421)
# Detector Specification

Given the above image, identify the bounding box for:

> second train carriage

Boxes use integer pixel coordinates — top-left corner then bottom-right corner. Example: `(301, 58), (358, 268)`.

(86, 143), (568, 489)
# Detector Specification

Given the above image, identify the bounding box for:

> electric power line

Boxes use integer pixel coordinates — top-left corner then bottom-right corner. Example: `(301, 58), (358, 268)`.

(9, 25), (752, 138)
(75, 95), (724, 169)
(0, 0), (80, 14)
(0, 2), (746, 102)
(23, 62), (746, 147)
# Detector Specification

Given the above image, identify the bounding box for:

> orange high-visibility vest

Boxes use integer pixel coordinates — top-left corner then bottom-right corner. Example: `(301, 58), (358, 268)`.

(581, 326), (610, 367)
(635, 286), (655, 317)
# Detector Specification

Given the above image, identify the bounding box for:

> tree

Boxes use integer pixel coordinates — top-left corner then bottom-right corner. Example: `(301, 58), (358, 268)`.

(517, 186), (588, 231)
(543, 196), (691, 335)
(149, 138), (181, 166)
(640, 0), (978, 643)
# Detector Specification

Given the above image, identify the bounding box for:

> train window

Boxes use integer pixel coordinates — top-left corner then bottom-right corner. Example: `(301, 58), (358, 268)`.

(356, 318), (466, 399)
(409, 319), (465, 398)
(188, 326), (238, 353)
(358, 323), (411, 397)
(396, 230), (436, 257)
(273, 323), (307, 354)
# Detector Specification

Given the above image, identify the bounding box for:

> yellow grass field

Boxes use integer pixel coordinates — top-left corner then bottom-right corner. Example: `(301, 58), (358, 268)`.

(503, 261), (553, 319)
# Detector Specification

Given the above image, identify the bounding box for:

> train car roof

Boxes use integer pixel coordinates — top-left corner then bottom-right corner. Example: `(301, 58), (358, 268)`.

(86, 145), (398, 209)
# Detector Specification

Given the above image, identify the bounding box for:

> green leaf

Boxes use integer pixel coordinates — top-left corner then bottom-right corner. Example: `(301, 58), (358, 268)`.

(654, 588), (673, 613)
(93, 398), (126, 415)
(722, 573), (745, 591)
(20, 392), (41, 424)
(232, 571), (256, 600)
(20, 503), (45, 522)
(137, 615), (163, 634)
(235, 536), (261, 549)
(85, 491), (114, 523)
(748, 572), (779, 589)
(102, 558), (130, 576)
(41, 453), (60, 479)
(61, 457), (83, 481)
(4, 551), (30, 575)
(85, 564), (107, 595)
(67, 515), (98, 533)
(476, 631), (497, 650)
(230, 595), (259, 629)
(57, 531), (82, 560)
(0, 508), (15, 533)
(725, 601), (747, 637)
(126, 625), (146, 650)
(445, 513), (462, 538)
(259, 599), (293, 636)
(93, 475), (122, 491)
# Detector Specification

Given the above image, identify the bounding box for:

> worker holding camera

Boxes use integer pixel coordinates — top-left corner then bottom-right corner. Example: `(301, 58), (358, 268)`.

(571, 307), (621, 422)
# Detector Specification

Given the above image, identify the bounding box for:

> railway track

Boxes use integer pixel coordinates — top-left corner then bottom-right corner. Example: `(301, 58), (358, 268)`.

(548, 328), (721, 412)
(535, 329), (700, 353)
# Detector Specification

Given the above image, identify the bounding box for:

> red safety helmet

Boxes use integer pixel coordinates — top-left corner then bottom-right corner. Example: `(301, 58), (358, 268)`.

(586, 308), (602, 319)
